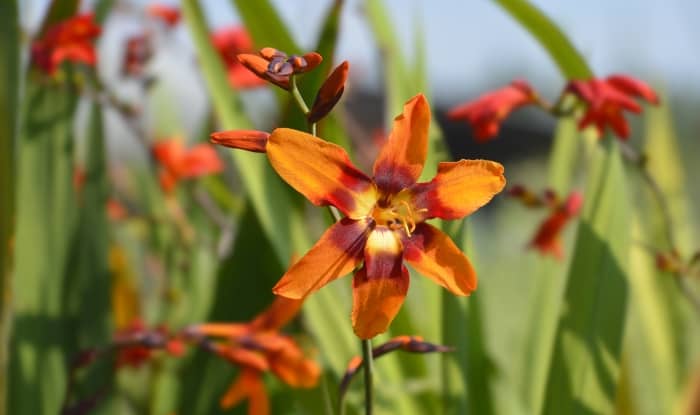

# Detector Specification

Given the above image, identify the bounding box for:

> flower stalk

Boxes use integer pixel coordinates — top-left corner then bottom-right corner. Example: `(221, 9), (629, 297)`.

(361, 338), (374, 415)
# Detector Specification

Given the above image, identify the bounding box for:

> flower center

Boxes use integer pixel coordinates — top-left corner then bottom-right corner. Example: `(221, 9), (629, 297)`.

(370, 191), (426, 236)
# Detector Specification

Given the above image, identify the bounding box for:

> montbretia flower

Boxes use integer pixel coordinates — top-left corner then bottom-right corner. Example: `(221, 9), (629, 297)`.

(147, 4), (181, 27)
(31, 13), (101, 75)
(237, 47), (322, 90)
(211, 94), (506, 338)
(152, 138), (223, 193)
(530, 191), (583, 259)
(448, 80), (539, 142)
(189, 296), (320, 414)
(567, 75), (659, 139)
(212, 27), (268, 89)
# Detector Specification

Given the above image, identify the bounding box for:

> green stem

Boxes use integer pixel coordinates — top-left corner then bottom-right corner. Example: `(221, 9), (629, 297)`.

(289, 75), (310, 114)
(361, 339), (374, 415)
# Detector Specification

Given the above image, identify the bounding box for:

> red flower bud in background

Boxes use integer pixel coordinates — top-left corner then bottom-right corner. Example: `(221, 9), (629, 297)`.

(307, 61), (350, 123)
(31, 13), (101, 75)
(447, 80), (539, 142)
(529, 191), (583, 260)
(122, 33), (153, 77)
(237, 48), (323, 90)
(211, 27), (268, 89)
(566, 75), (659, 139)
(147, 4), (181, 27)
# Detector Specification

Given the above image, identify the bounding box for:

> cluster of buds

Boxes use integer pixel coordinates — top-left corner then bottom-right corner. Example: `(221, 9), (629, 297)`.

(238, 47), (322, 90)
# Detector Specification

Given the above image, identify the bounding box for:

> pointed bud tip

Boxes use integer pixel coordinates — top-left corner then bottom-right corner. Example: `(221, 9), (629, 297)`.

(210, 130), (269, 153)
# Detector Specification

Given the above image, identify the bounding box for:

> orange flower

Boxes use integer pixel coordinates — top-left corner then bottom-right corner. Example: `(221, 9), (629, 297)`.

(567, 75), (659, 139)
(122, 33), (153, 77)
(211, 27), (268, 89)
(31, 13), (101, 75)
(147, 4), (181, 27)
(189, 296), (320, 414)
(211, 94), (506, 338)
(237, 48), (322, 90)
(447, 80), (538, 142)
(152, 138), (223, 193)
(530, 191), (583, 259)
(307, 61), (349, 123)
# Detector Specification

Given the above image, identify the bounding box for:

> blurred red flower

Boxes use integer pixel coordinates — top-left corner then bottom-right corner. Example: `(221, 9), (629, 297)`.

(147, 4), (181, 27)
(211, 27), (268, 89)
(114, 318), (184, 368)
(567, 75), (659, 139)
(31, 13), (101, 75)
(448, 80), (539, 142)
(152, 138), (223, 193)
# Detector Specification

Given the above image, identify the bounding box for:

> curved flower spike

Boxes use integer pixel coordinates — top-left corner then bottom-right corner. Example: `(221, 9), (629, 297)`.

(237, 48), (323, 90)
(211, 94), (506, 339)
(566, 75), (658, 139)
(448, 80), (539, 142)
(308, 61), (350, 123)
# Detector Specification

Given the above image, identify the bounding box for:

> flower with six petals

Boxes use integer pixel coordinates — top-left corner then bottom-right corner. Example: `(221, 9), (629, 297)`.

(447, 80), (539, 142)
(189, 296), (320, 415)
(211, 94), (506, 338)
(566, 75), (659, 139)
(31, 13), (101, 75)
(152, 138), (223, 193)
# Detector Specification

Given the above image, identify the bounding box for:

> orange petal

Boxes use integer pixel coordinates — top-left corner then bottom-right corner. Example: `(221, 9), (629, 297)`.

(250, 296), (303, 331)
(412, 159), (505, 220)
(300, 52), (323, 73)
(215, 345), (269, 372)
(267, 338), (320, 388)
(267, 128), (376, 218)
(308, 61), (349, 123)
(192, 323), (250, 338)
(210, 130), (270, 153)
(373, 94), (430, 193)
(403, 223), (476, 295)
(351, 265), (409, 339)
(152, 139), (184, 170)
(273, 218), (369, 299)
(220, 369), (269, 415)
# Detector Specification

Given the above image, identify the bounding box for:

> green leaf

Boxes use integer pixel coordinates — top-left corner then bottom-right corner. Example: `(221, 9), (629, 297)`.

(11, 78), (80, 415)
(182, 0), (307, 264)
(0, 0), (19, 413)
(232, 0), (299, 54)
(541, 137), (630, 415)
(492, 0), (592, 80)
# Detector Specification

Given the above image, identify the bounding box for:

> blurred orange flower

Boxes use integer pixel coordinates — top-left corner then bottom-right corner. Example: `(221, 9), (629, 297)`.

(152, 138), (223, 193)
(237, 47), (322, 90)
(31, 13), (101, 75)
(211, 94), (506, 339)
(448, 80), (538, 142)
(190, 296), (319, 414)
(211, 27), (268, 89)
(530, 191), (583, 259)
(147, 4), (181, 27)
(567, 75), (659, 139)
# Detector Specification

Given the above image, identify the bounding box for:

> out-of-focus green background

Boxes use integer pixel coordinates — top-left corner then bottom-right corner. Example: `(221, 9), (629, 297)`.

(3, 1), (700, 415)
